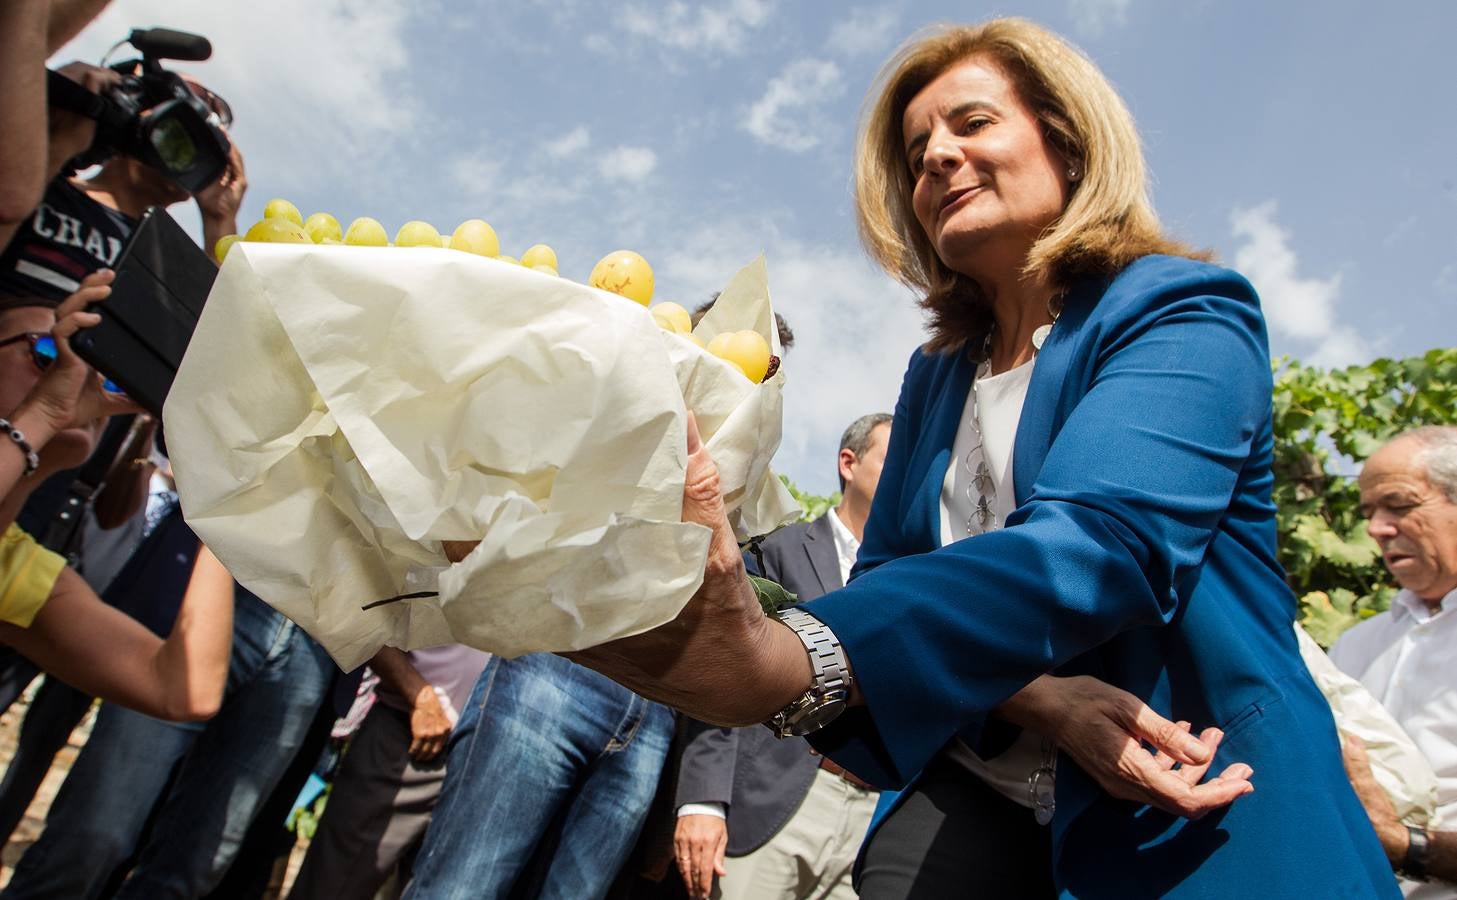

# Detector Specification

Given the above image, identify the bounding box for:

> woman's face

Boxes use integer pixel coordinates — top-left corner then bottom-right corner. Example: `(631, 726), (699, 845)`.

(0, 308), (53, 417)
(902, 55), (1071, 279)
(0, 308), (101, 469)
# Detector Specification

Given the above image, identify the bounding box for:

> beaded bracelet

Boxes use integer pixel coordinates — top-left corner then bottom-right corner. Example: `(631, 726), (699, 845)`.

(0, 418), (40, 476)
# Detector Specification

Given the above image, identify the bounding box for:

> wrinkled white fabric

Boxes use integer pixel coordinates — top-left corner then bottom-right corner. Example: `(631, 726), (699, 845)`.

(1298, 622), (1440, 829)
(167, 245), (798, 668)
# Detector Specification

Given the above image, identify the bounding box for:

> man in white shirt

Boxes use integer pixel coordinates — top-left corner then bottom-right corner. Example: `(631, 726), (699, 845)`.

(671, 413), (891, 900)
(1331, 426), (1457, 896)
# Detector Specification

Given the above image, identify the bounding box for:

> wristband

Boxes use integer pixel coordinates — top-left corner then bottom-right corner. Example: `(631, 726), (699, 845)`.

(1402, 824), (1430, 882)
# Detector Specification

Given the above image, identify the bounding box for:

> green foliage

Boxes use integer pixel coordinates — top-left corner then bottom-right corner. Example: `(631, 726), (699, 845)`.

(1273, 348), (1457, 645)
(749, 574), (798, 615)
(779, 473), (840, 521)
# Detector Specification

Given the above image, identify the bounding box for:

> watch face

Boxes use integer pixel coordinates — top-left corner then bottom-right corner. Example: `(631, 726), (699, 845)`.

(786, 693), (847, 736)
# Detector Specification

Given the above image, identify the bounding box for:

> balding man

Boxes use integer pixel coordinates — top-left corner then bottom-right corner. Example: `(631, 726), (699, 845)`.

(1331, 426), (1457, 896)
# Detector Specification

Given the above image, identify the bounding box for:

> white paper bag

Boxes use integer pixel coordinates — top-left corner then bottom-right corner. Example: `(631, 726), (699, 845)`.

(166, 245), (799, 669)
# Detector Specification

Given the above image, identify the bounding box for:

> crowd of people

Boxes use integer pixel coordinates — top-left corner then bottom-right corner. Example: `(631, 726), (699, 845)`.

(0, 3), (1452, 899)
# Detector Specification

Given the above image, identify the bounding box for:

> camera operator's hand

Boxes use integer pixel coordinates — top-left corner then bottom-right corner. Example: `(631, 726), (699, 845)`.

(46, 62), (124, 176)
(196, 141), (246, 255)
(46, 1), (115, 53)
(13, 270), (142, 448)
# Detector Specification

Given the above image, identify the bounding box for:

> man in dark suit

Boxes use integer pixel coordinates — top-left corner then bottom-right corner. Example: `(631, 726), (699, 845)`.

(671, 413), (891, 900)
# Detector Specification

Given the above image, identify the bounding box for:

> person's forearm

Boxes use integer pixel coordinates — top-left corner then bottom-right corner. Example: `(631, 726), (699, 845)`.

(150, 545), (234, 720)
(369, 645), (430, 702)
(3, 553), (231, 721)
(0, 3), (51, 226)
(46, 0), (112, 52)
(0, 402), (67, 532)
(92, 417), (155, 528)
(1429, 831), (1457, 885)
(1379, 823), (1457, 885)
(994, 674), (1067, 737)
(201, 212), (237, 262)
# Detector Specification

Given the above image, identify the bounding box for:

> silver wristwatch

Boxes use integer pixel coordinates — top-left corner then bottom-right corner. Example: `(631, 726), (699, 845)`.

(763, 608), (852, 738)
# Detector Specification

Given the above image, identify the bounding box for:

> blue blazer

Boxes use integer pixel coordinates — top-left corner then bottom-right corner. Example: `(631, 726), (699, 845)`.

(804, 256), (1396, 898)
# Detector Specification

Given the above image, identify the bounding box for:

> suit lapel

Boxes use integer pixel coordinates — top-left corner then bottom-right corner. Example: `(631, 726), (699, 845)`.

(803, 513), (842, 594)
(912, 351), (974, 551)
(1012, 276), (1104, 505)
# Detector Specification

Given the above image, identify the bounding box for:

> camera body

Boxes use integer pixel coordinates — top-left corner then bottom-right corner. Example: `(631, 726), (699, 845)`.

(56, 28), (231, 194)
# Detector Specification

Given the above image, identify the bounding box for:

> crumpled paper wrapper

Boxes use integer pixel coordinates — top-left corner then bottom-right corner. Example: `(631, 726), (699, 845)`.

(1295, 624), (1440, 828)
(165, 245), (800, 669)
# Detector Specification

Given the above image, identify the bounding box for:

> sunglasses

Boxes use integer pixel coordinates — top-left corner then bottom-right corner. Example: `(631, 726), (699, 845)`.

(188, 84), (234, 129)
(0, 332), (124, 393)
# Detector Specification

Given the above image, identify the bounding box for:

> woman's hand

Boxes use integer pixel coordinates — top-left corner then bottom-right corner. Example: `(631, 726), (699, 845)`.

(999, 675), (1254, 819)
(563, 413), (810, 726)
(13, 270), (140, 444)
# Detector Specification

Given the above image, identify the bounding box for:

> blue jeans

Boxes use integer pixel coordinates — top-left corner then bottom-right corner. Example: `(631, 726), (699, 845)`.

(1, 590), (335, 900)
(405, 653), (674, 900)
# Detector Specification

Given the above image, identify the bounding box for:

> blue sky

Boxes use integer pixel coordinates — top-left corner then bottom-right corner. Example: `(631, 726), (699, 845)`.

(59, 0), (1457, 496)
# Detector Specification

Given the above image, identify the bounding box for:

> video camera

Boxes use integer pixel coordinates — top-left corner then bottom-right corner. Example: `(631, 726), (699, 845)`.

(47, 28), (232, 194)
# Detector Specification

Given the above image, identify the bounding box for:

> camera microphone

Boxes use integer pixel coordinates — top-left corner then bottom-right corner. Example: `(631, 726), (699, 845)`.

(127, 28), (212, 62)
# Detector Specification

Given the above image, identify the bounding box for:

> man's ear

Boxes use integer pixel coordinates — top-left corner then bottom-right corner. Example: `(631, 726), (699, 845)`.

(838, 448), (858, 487)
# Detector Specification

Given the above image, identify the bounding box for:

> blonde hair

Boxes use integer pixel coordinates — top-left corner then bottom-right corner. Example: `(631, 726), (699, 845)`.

(854, 18), (1205, 353)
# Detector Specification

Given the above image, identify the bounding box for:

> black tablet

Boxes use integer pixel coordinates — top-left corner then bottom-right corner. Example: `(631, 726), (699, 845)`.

(70, 206), (216, 417)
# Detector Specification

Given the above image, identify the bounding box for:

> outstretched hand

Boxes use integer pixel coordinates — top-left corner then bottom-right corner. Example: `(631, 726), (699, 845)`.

(563, 412), (807, 726)
(1001, 675), (1254, 819)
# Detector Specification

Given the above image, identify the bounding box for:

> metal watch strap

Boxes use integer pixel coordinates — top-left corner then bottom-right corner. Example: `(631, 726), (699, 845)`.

(780, 608), (850, 694)
(764, 608), (851, 737)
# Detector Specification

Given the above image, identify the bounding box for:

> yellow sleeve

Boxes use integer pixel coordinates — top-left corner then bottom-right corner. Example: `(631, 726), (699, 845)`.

(0, 524), (65, 628)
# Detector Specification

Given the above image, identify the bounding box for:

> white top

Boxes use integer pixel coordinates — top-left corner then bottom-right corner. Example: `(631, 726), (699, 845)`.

(935, 359), (1050, 809)
(825, 506), (860, 586)
(1331, 587), (1457, 899)
(939, 360), (1034, 543)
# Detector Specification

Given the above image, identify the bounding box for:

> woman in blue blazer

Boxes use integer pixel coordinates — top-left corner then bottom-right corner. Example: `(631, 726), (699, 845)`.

(569, 17), (1398, 899)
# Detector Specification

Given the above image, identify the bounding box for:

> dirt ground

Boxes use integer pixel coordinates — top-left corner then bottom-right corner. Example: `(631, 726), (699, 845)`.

(0, 688), (312, 896)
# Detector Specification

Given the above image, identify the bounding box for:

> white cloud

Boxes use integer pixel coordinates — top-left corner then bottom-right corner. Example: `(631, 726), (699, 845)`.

(544, 127), (591, 159)
(443, 140), (655, 232)
(1068, 0), (1133, 35)
(449, 153), (505, 199)
(51, 2), (419, 203)
(658, 218), (925, 495)
(743, 59), (845, 153)
(1436, 264), (1457, 297)
(825, 6), (902, 58)
(1230, 201), (1371, 368)
(598, 146), (658, 183)
(619, 0), (775, 56)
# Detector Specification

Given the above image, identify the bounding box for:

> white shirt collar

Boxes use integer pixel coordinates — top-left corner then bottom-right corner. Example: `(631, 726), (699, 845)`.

(1390, 586), (1457, 624)
(826, 507), (860, 585)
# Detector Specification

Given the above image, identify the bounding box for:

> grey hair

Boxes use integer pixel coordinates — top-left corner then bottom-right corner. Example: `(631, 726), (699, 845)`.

(838, 413), (893, 490)
(1402, 426), (1457, 503)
